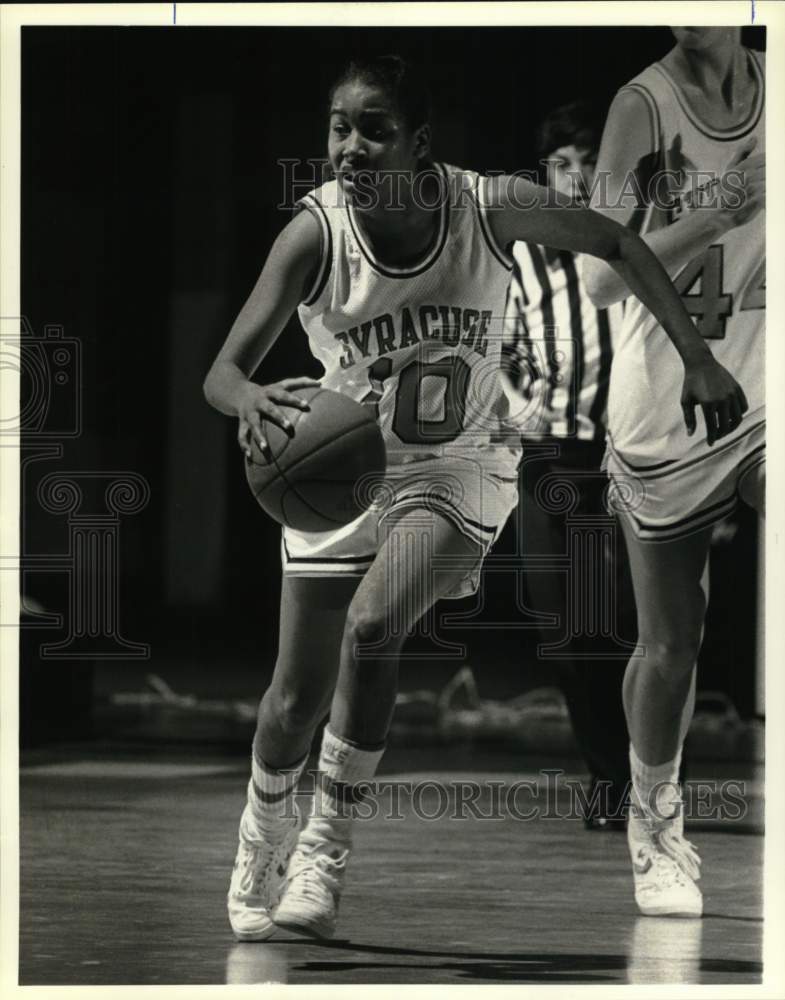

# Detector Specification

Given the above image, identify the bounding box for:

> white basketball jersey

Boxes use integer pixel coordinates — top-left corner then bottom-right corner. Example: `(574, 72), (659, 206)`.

(607, 49), (765, 463)
(296, 163), (516, 464)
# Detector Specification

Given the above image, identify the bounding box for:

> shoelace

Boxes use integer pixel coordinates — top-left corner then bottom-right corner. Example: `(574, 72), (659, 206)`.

(286, 847), (348, 904)
(233, 821), (298, 898)
(642, 847), (696, 891)
(657, 826), (702, 882)
(233, 841), (278, 897)
(639, 787), (702, 884)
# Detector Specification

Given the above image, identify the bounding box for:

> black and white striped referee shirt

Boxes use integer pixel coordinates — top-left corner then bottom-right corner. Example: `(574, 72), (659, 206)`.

(503, 243), (625, 441)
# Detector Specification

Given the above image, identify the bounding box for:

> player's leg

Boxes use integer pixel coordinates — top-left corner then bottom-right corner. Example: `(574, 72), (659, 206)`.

(275, 507), (485, 938)
(620, 520), (711, 763)
(255, 575), (360, 766)
(620, 516), (712, 917)
(228, 574), (358, 941)
(331, 507), (483, 740)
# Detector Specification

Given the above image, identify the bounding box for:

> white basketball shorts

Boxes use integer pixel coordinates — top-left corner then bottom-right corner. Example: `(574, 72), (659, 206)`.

(605, 416), (765, 542)
(282, 446), (521, 598)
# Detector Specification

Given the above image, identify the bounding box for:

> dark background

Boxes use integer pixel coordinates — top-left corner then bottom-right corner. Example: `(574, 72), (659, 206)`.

(19, 26), (765, 744)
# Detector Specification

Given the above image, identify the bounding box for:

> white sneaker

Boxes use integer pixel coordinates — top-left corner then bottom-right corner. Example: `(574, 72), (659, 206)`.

(273, 830), (350, 939)
(227, 799), (301, 941)
(628, 792), (702, 918)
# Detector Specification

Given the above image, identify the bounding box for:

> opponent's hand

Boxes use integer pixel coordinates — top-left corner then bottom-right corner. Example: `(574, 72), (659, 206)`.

(236, 377), (321, 459)
(720, 138), (765, 229)
(681, 357), (748, 446)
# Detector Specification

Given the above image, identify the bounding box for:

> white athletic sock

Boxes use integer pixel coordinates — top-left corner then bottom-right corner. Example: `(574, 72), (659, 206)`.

(307, 725), (385, 845)
(246, 749), (307, 833)
(629, 744), (683, 823)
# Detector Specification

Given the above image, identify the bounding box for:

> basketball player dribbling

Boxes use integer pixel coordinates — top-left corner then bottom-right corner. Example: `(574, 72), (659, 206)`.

(203, 54), (747, 942)
(583, 27), (765, 917)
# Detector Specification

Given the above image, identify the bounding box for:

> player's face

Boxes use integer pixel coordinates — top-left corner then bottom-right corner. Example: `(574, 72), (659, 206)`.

(671, 27), (737, 52)
(545, 144), (596, 202)
(328, 80), (427, 203)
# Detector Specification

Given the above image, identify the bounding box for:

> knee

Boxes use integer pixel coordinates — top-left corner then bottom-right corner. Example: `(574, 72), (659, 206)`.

(345, 605), (400, 653)
(264, 684), (329, 736)
(639, 629), (703, 682)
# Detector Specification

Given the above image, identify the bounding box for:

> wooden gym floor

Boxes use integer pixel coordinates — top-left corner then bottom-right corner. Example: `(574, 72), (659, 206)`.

(18, 745), (763, 986)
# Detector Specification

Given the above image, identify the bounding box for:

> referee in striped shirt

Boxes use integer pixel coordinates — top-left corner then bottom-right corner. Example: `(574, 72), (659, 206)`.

(503, 101), (635, 828)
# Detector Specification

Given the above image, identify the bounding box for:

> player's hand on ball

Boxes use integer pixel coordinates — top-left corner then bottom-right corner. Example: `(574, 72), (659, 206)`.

(720, 138), (765, 229)
(681, 358), (748, 447)
(237, 377), (322, 459)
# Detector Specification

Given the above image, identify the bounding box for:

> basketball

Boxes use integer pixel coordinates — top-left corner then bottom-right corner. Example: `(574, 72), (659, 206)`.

(245, 386), (387, 532)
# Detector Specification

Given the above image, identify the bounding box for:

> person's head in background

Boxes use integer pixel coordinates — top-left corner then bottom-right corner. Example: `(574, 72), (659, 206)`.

(670, 26), (741, 53)
(536, 100), (604, 203)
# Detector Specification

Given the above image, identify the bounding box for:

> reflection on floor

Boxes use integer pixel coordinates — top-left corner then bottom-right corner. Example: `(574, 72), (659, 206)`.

(19, 745), (763, 986)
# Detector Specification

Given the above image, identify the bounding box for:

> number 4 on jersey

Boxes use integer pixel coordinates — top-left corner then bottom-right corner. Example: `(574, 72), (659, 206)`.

(674, 245), (732, 340)
(741, 258), (766, 312)
(675, 244), (765, 340)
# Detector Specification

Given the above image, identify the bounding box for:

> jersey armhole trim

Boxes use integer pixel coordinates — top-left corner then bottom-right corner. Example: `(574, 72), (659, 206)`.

(297, 196), (332, 307)
(618, 83), (662, 161)
(473, 175), (514, 271)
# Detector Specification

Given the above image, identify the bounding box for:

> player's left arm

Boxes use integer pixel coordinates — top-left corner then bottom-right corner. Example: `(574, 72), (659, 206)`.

(487, 177), (748, 445)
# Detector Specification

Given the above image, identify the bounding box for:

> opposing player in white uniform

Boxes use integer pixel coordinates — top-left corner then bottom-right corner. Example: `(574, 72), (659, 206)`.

(583, 27), (765, 917)
(204, 54), (747, 942)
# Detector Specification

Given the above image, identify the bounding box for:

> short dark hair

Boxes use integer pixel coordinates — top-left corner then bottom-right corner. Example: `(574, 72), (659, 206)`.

(535, 100), (603, 161)
(329, 54), (432, 132)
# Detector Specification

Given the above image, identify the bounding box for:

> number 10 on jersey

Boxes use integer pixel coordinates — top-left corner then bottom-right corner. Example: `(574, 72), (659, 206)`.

(362, 355), (472, 445)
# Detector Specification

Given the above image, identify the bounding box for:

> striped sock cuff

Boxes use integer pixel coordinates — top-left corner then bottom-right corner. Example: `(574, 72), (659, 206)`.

(309, 726), (385, 824)
(313, 772), (372, 820)
(250, 749), (307, 806)
(319, 725), (385, 785)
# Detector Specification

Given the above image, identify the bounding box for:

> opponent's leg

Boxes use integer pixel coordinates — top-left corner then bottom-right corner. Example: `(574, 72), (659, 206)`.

(228, 575), (357, 941)
(621, 521), (711, 764)
(275, 508), (485, 938)
(620, 517), (712, 918)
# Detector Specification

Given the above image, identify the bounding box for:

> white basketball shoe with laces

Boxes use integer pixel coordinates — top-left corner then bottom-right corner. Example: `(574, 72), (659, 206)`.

(628, 787), (702, 918)
(227, 798), (302, 941)
(274, 828), (350, 939)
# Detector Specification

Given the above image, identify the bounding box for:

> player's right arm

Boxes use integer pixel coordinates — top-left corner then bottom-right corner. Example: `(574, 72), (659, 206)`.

(582, 89), (765, 308)
(203, 209), (322, 458)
